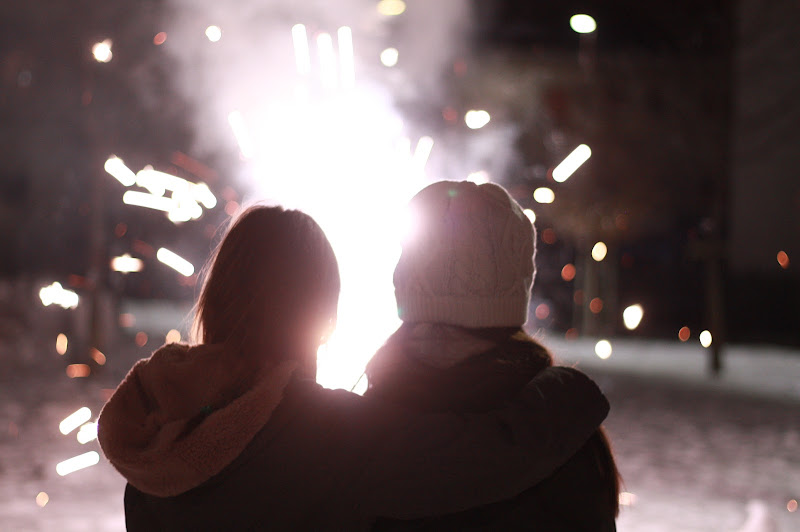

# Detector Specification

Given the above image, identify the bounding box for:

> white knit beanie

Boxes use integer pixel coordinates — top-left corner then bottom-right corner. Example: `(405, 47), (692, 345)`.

(394, 180), (536, 328)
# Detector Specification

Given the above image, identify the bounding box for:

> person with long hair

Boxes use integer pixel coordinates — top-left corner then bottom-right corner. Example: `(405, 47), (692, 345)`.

(98, 204), (610, 530)
(366, 181), (621, 530)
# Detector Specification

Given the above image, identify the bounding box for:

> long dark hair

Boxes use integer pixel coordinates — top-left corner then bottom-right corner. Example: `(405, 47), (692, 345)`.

(192, 205), (340, 363)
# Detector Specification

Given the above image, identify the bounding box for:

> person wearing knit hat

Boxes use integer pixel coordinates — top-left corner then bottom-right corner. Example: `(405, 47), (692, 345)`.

(367, 180), (620, 531)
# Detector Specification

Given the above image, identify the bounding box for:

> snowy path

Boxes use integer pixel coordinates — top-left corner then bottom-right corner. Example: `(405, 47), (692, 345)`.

(1, 339), (798, 531)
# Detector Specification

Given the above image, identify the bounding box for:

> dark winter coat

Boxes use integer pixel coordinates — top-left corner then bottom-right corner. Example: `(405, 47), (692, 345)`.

(98, 342), (608, 531)
(366, 327), (619, 531)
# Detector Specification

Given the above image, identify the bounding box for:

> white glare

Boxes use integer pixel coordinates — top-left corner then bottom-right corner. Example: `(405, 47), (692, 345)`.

(157, 247), (195, 277)
(523, 208), (536, 224)
(595, 339), (612, 359)
(227, 111), (255, 159)
(623, 304), (644, 330)
(317, 33), (337, 89)
(700, 330), (713, 348)
(552, 144), (591, 182)
(533, 187), (555, 204)
(122, 191), (176, 212)
(380, 48), (399, 67)
(39, 282), (79, 309)
(592, 241), (608, 262)
(570, 14), (597, 34)
(104, 156), (136, 186)
(59, 407), (91, 435)
(337, 27), (355, 89)
(412, 136), (434, 172)
(291, 24), (311, 75)
(92, 40), (112, 63)
(193, 183), (217, 209)
(56, 451), (100, 476)
(205, 25), (222, 42)
(76, 422), (98, 444)
(464, 109), (491, 129)
(467, 170), (490, 184)
(377, 0), (406, 16)
(110, 254), (143, 273)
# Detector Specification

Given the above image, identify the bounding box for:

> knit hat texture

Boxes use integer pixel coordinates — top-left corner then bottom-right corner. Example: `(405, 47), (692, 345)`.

(394, 181), (536, 328)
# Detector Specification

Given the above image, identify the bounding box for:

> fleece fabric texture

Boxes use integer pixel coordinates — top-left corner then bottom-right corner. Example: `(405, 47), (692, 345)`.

(394, 181), (536, 328)
(99, 345), (608, 531)
(366, 325), (618, 532)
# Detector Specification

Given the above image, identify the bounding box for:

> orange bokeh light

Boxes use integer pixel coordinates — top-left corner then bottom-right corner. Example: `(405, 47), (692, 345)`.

(565, 328), (578, 340)
(678, 326), (691, 342)
(561, 263), (576, 282)
(534, 303), (550, 320)
(135, 332), (148, 347)
(153, 32), (167, 45)
(66, 364), (91, 378)
(589, 297), (603, 314)
(777, 250), (789, 269)
(542, 228), (557, 245)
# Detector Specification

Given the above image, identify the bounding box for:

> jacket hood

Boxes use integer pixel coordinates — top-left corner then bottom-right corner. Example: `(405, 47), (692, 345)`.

(97, 342), (297, 497)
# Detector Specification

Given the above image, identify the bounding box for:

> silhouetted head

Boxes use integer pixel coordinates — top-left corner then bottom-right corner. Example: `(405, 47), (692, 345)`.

(193, 206), (340, 371)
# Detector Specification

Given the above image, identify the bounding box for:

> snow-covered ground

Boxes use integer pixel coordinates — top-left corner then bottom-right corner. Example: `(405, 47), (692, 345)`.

(2, 334), (798, 531)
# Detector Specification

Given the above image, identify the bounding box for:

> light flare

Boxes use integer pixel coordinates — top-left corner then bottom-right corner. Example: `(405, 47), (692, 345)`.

(570, 14), (597, 34)
(110, 254), (143, 273)
(76, 422), (98, 444)
(523, 209), (536, 224)
(380, 47), (399, 67)
(699, 330), (712, 348)
(377, 0), (407, 16)
(552, 144), (591, 182)
(592, 241), (608, 261)
(56, 451), (100, 476)
(205, 25), (222, 42)
(467, 170), (490, 184)
(291, 24), (311, 75)
(623, 304), (644, 330)
(316, 33), (337, 89)
(59, 407), (91, 435)
(56, 333), (68, 355)
(464, 109), (490, 129)
(595, 339), (612, 359)
(39, 282), (79, 309)
(92, 40), (112, 63)
(533, 187), (555, 204)
(157, 247), (195, 277)
(122, 191), (176, 213)
(337, 27), (355, 89)
(36, 492), (49, 507)
(228, 111), (255, 159)
(104, 156), (136, 186)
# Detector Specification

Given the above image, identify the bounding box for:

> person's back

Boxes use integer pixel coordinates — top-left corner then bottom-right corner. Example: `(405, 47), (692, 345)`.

(366, 325), (619, 531)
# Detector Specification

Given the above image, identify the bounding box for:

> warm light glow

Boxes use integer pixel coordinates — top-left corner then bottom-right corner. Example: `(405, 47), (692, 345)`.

(66, 364), (91, 378)
(122, 191), (176, 212)
(377, 0), (406, 16)
(153, 32), (167, 45)
(59, 407), (91, 435)
(467, 170), (490, 184)
(166, 329), (181, 343)
(110, 254), (143, 273)
(589, 297), (603, 314)
(56, 451), (100, 476)
(90, 348), (106, 365)
(36, 492), (49, 507)
(291, 24), (311, 75)
(464, 110), (491, 129)
(56, 333), (68, 355)
(157, 247), (195, 277)
(205, 25), (222, 42)
(788, 499), (798, 512)
(337, 27), (354, 89)
(777, 250), (789, 269)
(623, 304), (644, 330)
(619, 492), (638, 506)
(592, 241), (608, 262)
(534, 303), (550, 320)
(380, 47), (399, 67)
(39, 282), (79, 309)
(552, 144), (591, 182)
(316, 33), (337, 90)
(104, 156), (136, 186)
(92, 40), (112, 63)
(561, 264), (576, 282)
(595, 339), (612, 359)
(678, 326), (691, 342)
(135, 332), (148, 347)
(523, 209), (536, 224)
(699, 330), (712, 348)
(533, 187), (555, 204)
(570, 14), (597, 34)
(76, 422), (98, 444)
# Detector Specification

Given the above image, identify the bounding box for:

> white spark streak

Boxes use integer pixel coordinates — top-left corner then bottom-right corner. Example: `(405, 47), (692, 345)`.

(122, 191), (176, 212)
(157, 247), (195, 277)
(104, 156), (136, 186)
(292, 24), (311, 75)
(59, 407), (91, 435)
(552, 144), (591, 182)
(56, 451), (100, 476)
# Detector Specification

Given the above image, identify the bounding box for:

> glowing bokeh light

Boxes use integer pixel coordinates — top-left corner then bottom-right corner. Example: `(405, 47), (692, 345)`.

(534, 303), (550, 320)
(153, 32), (167, 45)
(56, 333), (68, 355)
(291, 24), (311, 75)
(104, 156), (136, 186)
(122, 191), (175, 213)
(570, 14), (597, 34)
(464, 109), (491, 129)
(205, 25), (222, 42)
(552, 144), (591, 182)
(788, 499), (797, 512)
(595, 339), (612, 359)
(92, 40), (112, 63)
(777, 250), (789, 269)
(66, 364), (91, 378)
(135, 332), (148, 347)
(619, 492), (638, 506)
(56, 451), (100, 476)
(622, 304), (644, 330)
(157, 247), (195, 277)
(316, 33), (337, 89)
(542, 227), (557, 244)
(337, 27), (355, 89)
(39, 282), (79, 309)
(592, 241), (608, 261)
(561, 263), (576, 282)
(523, 208), (536, 224)
(467, 170), (490, 184)
(166, 329), (182, 343)
(227, 110), (255, 159)
(36, 492), (49, 508)
(533, 187), (555, 204)
(377, 0), (407, 16)
(91, 348), (106, 365)
(59, 407), (91, 435)
(699, 329), (712, 348)
(678, 326), (691, 342)
(380, 47), (399, 67)
(110, 254), (143, 273)
(589, 297), (603, 314)
(76, 422), (98, 444)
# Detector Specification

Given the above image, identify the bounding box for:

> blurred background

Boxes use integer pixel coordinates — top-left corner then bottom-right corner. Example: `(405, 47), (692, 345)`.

(1, 0), (798, 530)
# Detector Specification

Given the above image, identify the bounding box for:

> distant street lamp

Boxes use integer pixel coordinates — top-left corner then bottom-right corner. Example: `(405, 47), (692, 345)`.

(570, 14), (597, 34)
